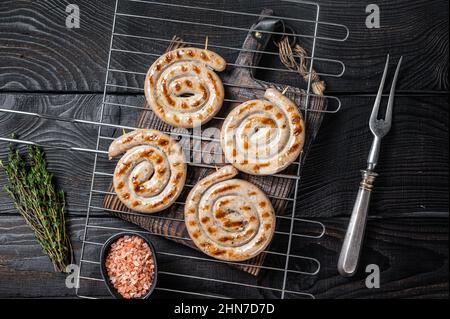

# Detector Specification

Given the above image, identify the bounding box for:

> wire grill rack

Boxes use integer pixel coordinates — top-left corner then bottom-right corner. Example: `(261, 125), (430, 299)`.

(0, 0), (348, 299)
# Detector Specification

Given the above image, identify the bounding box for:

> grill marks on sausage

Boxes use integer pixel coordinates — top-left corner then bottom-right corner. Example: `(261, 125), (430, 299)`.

(146, 48), (226, 128)
(215, 209), (226, 219)
(158, 138), (169, 147)
(264, 104), (273, 111)
(185, 79), (193, 88)
(143, 134), (157, 142)
(133, 179), (145, 193)
(117, 162), (131, 177)
(218, 236), (233, 243)
(207, 72), (220, 97)
(172, 172), (183, 184)
(212, 249), (226, 256)
(132, 201), (140, 208)
(223, 220), (244, 228)
(221, 88), (305, 176)
(262, 212), (271, 219)
(200, 51), (210, 61)
(261, 117), (276, 126)
(292, 115), (301, 125)
(162, 80), (175, 106)
(199, 84), (208, 100)
(238, 104), (253, 115)
(201, 217), (210, 224)
(294, 125), (304, 136)
(218, 199), (231, 207)
(111, 130), (187, 214)
(161, 189), (176, 204)
(185, 166), (274, 261)
(255, 235), (267, 247)
(212, 184), (240, 196)
(192, 65), (200, 74)
(207, 226), (216, 235)
(165, 53), (173, 63)
(288, 143), (301, 155)
(121, 135), (134, 144)
(253, 162), (270, 172)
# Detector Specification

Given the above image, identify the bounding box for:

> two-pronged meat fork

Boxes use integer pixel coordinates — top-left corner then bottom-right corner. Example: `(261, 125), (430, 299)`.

(338, 55), (403, 277)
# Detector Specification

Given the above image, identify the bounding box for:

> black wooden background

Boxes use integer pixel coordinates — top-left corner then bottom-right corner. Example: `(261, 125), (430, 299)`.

(0, 0), (448, 298)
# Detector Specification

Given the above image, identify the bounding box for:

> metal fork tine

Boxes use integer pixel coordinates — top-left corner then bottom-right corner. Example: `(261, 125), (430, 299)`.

(370, 54), (390, 125)
(384, 56), (403, 125)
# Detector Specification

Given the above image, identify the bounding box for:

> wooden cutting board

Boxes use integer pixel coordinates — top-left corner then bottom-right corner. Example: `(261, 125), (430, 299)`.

(103, 9), (327, 276)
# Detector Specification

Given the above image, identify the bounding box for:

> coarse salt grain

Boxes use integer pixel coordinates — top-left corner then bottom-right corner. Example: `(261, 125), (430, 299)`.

(105, 235), (155, 299)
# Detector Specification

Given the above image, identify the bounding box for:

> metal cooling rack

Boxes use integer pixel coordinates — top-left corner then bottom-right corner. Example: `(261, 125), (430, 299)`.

(0, 0), (348, 299)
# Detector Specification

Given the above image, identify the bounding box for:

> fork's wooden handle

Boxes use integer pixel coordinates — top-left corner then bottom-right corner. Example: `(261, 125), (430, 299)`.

(338, 170), (377, 277)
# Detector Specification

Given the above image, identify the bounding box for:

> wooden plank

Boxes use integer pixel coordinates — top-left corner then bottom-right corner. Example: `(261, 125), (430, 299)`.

(297, 94), (449, 218)
(0, 0), (447, 93)
(0, 93), (448, 218)
(0, 215), (447, 298)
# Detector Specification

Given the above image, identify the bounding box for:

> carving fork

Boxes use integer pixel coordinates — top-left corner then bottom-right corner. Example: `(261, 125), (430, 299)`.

(338, 55), (403, 277)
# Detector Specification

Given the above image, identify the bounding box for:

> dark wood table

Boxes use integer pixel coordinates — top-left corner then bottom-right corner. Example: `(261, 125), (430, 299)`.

(0, 0), (448, 298)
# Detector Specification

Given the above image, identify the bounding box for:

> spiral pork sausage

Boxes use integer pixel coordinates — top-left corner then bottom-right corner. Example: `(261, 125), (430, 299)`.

(221, 88), (305, 175)
(108, 129), (187, 214)
(185, 165), (276, 261)
(144, 48), (226, 128)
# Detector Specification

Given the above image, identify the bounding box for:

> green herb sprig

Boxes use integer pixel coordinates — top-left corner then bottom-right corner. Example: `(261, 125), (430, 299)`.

(0, 144), (72, 272)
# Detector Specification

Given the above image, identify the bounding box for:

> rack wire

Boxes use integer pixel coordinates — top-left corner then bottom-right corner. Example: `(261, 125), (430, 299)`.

(0, 0), (348, 299)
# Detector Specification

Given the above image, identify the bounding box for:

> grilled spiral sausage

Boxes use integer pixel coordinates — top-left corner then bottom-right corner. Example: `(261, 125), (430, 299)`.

(221, 88), (305, 175)
(185, 165), (276, 261)
(108, 129), (187, 214)
(144, 47), (226, 128)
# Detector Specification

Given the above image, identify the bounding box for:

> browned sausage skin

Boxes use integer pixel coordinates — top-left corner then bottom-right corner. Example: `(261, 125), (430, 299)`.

(144, 48), (226, 128)
(221, 88), (305, 175)
(184, 165), (276, 261)
(109, 129), (187, 214)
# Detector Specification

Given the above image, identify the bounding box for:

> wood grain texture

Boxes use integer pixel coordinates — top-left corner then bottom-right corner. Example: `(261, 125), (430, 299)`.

(0, 0), (448, 299)
(0, 93), (447, 219)
(0, 0), (448, 93)
(0, 215), (447, 298)
(297, 94), (449, 218)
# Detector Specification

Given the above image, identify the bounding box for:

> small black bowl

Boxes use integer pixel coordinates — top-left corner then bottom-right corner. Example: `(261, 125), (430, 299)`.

(100, 232), (158, 299)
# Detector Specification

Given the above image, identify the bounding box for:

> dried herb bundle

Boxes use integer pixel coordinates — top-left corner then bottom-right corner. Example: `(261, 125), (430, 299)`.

(0, 144), (72, 272)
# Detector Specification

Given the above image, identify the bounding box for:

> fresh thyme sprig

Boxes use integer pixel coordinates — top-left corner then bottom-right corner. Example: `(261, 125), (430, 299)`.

(0, 144), (72, 273)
